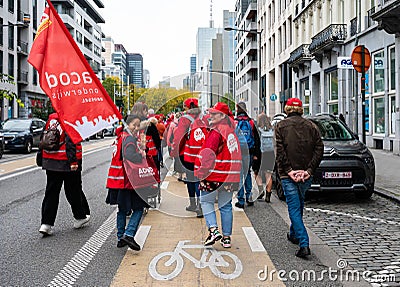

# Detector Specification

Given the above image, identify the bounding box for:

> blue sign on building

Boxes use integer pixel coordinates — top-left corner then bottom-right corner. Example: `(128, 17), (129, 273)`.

(270, 94), (277, 101)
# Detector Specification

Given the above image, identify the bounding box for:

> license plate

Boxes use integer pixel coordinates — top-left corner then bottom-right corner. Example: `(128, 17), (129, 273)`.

(324, 171), (352, 179)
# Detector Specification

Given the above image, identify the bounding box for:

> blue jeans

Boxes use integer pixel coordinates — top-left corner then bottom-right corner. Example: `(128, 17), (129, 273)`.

(185, 163), (200, 198)
(237, 154), (253, 205)
(116, 208), (143, 240)
(281, 178), (312, 248)
(200, 189), (233, 236)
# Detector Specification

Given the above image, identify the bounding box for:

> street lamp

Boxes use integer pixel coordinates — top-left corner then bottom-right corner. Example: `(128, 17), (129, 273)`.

(224, 27), (263, 115)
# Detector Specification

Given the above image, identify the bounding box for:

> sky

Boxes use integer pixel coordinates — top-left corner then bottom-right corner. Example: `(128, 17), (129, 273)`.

(100, 0), (233, 87)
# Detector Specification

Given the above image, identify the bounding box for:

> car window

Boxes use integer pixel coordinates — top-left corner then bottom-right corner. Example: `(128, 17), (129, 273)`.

(312, 118), (354, 140)
(3, 120), (31, 131)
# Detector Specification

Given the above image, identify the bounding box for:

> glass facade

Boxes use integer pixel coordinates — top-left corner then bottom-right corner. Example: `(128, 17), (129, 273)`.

(389, 46), (395, 91)
(390, 96), (395, 135)
(327, 70), (338, 114)
(373, 50), (385, 93)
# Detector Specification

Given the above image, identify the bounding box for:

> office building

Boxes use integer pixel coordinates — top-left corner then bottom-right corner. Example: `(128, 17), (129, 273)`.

(127, 53), (144, 88)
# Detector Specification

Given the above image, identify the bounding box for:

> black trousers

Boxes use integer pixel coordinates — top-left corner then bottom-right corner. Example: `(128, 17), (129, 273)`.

(41, 170), (90, 225)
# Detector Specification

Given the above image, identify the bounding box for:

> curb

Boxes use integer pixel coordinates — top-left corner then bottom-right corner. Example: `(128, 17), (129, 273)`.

(374, 186), (400, 203)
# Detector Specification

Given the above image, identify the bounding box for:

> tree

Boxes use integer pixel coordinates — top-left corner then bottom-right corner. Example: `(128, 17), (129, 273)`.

(221, 92), (235, 113)
(0, 73), (25, 109)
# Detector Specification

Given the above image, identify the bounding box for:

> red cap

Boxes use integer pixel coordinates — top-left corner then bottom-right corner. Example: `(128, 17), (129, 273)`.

(208, 102), (233, 117)
(184, 98), (199, 108)
(286, 98), (303, 107)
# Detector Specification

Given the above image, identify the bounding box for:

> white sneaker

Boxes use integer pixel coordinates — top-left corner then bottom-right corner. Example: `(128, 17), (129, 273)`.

(73, 215), (90, 229)
(39, 224), (53, 236)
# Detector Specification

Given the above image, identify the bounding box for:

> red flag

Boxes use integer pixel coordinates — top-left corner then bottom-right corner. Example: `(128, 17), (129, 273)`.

(28, 1), (122, 143)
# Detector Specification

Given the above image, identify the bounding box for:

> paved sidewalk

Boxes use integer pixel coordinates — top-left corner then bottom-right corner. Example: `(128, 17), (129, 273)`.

(369, 148), (400, 202)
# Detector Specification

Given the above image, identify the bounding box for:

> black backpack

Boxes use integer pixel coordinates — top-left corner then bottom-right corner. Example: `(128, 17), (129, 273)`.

(39, 123), (61, 151)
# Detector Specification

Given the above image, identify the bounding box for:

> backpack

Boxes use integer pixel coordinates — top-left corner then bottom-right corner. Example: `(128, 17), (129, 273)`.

(39, 123), (61, 151)
(259, 128), (274, 153)
(235, 118), (255, 149)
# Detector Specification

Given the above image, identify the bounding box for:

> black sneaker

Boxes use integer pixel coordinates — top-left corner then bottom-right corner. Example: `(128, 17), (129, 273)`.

(121, 235), (141, 251)
(246, 200), (254, 206)
(257, 192), (265, 200)
(295, 246), (311, 258)
(204, 228), (223, 246)
(220, 236), (231, 248)
(235, 202), (244, 209)
(117, 240), (127, 248)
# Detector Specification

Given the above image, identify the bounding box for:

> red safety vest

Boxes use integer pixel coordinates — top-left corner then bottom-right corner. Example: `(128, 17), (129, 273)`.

(195, 121), (241, 183)
(183, 114), (209, 163)
(106, 130), (133, 189)
(42, 114), (82, 161)
(146, 134), (158, 156)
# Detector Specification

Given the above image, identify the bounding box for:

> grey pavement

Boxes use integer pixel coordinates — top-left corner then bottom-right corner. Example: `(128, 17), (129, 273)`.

(369, 148), (400, 202)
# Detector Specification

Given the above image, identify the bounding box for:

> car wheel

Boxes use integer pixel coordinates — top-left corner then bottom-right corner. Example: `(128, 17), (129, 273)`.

(354, 187), (374, 199)
(100, 130), (105, 139)
(275, 174), (286, 201)
(0, 146), (3, 159)
(25, 140), (33, 154)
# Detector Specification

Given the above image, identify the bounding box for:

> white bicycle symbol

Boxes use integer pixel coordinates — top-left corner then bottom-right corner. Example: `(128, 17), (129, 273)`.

(148, 240), (243, 280)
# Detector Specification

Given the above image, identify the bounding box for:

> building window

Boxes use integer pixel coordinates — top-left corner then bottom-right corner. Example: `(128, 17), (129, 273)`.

(389, 46), (395, 91)
(327, 69), (338, 114)
(374, 97), (385, 134)
(0, 18), (3, 45)
(32, 67), (38, 85)
(8, 22), (14, 49)
(94, 30), (101, 42)
(8, 0), (14, 12)
(301, 78), (310, 115)
(390, 96), (395, 135)
(76, 31), (82, 44)
(8, 53), (14, 77)
(0, 51), (3, 74)
(373, 50), (385, 93)
(75, 12), (82, 26)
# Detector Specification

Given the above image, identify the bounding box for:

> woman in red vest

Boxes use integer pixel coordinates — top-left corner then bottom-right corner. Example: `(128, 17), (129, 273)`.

(39, 113), (90, 236)
(194, 102), (241, 248)
(106, 114), (149, 250)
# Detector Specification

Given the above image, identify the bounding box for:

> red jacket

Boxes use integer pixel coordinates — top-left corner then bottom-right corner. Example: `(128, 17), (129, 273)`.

(106, 129), (130, 189)
(194, 119), (241, 183)
(42, 113), (82, 172)
(183, 114), (209, 163)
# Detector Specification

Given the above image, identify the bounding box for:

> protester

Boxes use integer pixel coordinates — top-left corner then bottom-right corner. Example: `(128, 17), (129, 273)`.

(234, 102), (260, 208)
(275, 98), (324, 258)
(105, 114), (148, 250)
(253, 113), (275, 202)
(195, 102), (241, 248)
(131, 102), (162, 171)
(39, 112), (90, 236)
(171, 98), (207, 217)
(166, 112), (185, 181)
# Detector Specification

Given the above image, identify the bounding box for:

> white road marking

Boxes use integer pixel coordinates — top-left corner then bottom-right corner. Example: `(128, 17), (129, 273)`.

(47, 210), (117, 287)
(134, 225), (151, 250)
(306, 207), (400, 226)
(242, 227), (266, 253)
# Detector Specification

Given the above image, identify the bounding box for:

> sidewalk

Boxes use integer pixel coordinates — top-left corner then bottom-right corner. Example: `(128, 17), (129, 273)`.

(369, 148), (400, 202)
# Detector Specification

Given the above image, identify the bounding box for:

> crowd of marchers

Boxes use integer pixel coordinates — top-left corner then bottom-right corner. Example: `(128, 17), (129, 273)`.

(36, 97), (323, 259)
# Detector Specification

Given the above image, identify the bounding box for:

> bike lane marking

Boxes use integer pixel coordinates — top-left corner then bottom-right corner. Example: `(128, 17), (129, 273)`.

(110, 176), (284, 286)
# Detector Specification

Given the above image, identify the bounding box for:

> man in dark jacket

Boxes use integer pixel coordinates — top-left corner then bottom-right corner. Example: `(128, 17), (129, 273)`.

(234, 102), (261, 208)
(275, 98), (324, 258)
(39, 113), (90, 236)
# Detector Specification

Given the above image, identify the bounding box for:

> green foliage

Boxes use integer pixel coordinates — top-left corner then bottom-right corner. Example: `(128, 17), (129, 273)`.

(0, 73), (24, 108)
(31, 100), (54, 120)
(221, 92), (235, 113)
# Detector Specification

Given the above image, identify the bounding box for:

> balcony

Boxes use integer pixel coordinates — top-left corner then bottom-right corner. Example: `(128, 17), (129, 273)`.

(371, 0), (400, 34)
(309, 24), (347, 55)
(17, 40), (29, 55)
(350, 17), (357, 37)
(288, 44), (312, 66)
(18, 71), (28, 85)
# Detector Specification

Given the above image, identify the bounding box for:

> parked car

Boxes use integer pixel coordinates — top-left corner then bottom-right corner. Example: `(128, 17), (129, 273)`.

(104, 122), (119, 137)
(275, 114), (375, 200)
(1, 118), (46, 153)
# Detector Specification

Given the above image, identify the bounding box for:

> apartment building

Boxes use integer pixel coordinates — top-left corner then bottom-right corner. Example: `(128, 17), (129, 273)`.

(234, 0), (259, 118)
(259, 0), (294, 117)
(287, 0), (398, 153)
(0, 0), (105, 120)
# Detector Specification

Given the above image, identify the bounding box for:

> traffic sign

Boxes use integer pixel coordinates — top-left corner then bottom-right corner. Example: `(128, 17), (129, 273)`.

(270, 94), (277, 101)
(351, 45), (371, 73)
